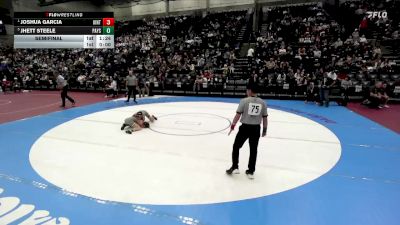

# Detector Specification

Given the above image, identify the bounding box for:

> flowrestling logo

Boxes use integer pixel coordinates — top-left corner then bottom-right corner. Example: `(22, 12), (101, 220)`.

(366, 11), (388, 19)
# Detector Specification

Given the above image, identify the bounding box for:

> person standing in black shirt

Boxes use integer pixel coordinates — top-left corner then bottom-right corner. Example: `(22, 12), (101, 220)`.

(305, 81), (318, 104)
(319, 72), (336, 107)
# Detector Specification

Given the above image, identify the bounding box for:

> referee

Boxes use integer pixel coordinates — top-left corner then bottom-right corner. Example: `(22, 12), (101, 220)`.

(226, 83), (268, 179)
(125, 70), (138, 103)
(56, 73), (75, 108)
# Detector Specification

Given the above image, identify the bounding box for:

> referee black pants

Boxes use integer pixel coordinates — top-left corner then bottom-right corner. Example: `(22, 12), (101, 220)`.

(61, 85), (75, 107)
(232, 124), (261, 173)
(126, 85), (137, 102)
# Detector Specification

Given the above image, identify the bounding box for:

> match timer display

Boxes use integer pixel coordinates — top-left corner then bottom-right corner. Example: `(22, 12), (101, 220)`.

(14, 12), (114, 49)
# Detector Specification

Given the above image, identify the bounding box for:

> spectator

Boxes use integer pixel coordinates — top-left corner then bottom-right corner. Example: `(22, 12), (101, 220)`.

(105, 78), (118, 98)
(12, 77), (22, 92)
(247, 47), (255, 66)
(363, 82), (389, 109)
(137, 76), (149, 98)
(338, 76), (352, 106)
(319, 72), (336, 107)
(305, 81), (318, 104)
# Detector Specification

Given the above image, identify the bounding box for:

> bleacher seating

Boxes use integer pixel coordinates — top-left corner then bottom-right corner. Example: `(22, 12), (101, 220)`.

(0, 6), (399, 101)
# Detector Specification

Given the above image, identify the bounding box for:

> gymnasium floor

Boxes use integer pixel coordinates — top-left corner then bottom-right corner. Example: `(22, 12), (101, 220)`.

(0, 93), (399, 225)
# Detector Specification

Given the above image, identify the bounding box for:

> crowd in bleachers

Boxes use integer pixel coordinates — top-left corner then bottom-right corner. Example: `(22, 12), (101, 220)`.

(338, 0), (400, 40)
(338, 0), (400, 77)
(1, 11), (247, 94)
(252, 4), (399, 106)
(1, 5), (399, 106)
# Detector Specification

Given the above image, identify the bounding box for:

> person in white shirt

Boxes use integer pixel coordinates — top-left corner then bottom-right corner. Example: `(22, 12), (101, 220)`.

(247, 47), (255, 66)
(359, 35), (367, 43)
(313, 48), (322, 58)
(105, 78), (118, 98)
(247, 48), (254, 57)
(327, 71), (337, 80)
(333, 38), (343, 48)
(56, 74), (75, 108)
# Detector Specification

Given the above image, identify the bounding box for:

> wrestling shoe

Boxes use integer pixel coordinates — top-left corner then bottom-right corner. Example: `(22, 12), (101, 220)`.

(125, 130), (132, 134)
(121, 124), (127, 130)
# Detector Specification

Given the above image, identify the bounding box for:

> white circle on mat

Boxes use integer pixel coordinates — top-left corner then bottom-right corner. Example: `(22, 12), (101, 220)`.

(29, 101), (341, 205)
(150, 112), (231, 136)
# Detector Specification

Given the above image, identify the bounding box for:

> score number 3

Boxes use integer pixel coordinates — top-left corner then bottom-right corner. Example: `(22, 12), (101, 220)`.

(102, 18), (114, 26)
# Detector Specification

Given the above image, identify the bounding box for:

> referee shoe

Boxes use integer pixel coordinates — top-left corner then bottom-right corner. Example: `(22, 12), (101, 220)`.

(245, 170), (254, 179)
(226, 166), (239, 175)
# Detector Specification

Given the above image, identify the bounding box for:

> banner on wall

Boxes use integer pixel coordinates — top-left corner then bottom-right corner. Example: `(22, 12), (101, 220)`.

(131, 1), (166, 16)
(209, 0), (253, 8)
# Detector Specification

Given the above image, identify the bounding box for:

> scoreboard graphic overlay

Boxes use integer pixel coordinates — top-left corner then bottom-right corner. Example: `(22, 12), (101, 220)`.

(14, 12), (114, 49)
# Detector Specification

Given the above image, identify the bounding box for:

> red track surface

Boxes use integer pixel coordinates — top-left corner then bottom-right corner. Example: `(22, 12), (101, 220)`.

(0, 91), (110, 124)
(347, 102), (400, 134)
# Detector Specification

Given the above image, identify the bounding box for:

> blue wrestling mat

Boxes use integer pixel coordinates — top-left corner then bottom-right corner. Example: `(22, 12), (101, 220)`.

(0, 96), (399, 225)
